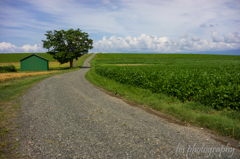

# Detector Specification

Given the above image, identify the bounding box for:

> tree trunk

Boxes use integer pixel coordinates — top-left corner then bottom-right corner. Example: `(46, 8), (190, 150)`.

(70, 59), (73, 68)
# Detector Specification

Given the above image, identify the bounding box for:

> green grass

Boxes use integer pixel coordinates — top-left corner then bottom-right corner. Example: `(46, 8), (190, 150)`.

(0, 53), (92, 158)
(91, 53), (240, 66)
(86, 53), (240, 140)
(0, 53), (57, 63)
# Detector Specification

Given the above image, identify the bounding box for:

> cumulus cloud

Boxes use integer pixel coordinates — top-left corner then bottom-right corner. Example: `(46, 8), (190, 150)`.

(179, 32), (189, 39)
(224, 32), (240, 43)
(191, 36), (200, 41)
(2, 32), (240, 53)
(0, 42), (46, 53)
(212, 32), (224, 42)
(93, 33), (240, 53)
(93, 34), (177, 53)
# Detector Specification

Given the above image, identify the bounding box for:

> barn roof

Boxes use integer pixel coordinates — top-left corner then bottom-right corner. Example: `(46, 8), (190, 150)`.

(20, 54), (49, 61)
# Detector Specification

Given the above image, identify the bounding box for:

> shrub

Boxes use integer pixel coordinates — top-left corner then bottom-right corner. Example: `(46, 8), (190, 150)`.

(0, 65), (17, 73)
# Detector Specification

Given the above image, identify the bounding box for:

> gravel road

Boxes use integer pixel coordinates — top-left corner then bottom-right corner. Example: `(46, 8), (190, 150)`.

(17, 54), (240, 158)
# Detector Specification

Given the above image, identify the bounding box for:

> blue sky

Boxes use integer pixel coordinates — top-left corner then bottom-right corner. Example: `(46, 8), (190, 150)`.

(0, 0), (240, 54)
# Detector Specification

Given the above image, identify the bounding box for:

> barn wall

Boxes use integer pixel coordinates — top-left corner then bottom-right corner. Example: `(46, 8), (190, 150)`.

(21, 56), (48, 71)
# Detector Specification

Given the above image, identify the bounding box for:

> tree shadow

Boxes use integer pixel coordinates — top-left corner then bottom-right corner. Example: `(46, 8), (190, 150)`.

(49, 66), (91, 70)
(49, 67), (72, 70)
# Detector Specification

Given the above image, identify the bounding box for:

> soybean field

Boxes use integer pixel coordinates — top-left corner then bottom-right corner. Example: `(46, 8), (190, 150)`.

(94, 53), (240, 111)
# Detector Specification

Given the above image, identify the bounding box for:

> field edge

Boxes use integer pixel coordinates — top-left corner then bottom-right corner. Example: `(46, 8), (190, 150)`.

(85, 67), (240, 144)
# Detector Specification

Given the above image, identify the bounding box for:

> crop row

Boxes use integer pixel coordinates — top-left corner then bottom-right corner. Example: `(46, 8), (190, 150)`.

(95, 65), (240, 110)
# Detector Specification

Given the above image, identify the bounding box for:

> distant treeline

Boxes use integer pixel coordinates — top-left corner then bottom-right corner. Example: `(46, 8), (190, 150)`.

(0, 53), (57, 63)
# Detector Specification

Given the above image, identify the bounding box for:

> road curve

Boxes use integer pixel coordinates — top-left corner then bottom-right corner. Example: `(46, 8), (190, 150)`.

(17, 54), (240, 158)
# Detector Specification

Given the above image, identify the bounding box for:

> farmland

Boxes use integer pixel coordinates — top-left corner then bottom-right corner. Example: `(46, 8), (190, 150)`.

(96, 65), (240, 111)
(91, 53), (240, 66)
(0, 53), (57, 62)
(93, 53), (240, 110)
(86, 53), (240, 140)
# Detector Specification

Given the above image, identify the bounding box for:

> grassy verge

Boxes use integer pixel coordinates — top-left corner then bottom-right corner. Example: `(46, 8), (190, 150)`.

(85, 67), (240, 140)
(0, 53), (92, 158)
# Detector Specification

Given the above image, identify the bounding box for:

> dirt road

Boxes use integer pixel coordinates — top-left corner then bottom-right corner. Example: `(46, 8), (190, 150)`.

(17, 54), (240, 158)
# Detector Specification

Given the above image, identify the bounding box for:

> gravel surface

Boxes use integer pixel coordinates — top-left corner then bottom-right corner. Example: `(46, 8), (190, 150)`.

(16, 54), (240, 158)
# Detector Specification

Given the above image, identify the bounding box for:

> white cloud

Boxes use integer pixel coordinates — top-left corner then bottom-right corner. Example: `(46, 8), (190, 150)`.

(2, 30), (240, 53)
(2, 0), (239, 43)
(93, 32), (240, 53)
(179, 32), (189, 39)
(14, 0), (127, 35)
(212, 32), (224, 42)
(224, 32), (240, 43)
(2, 31), (240, 53)
(191, 36), (201, 41)
(93, 34), (175, 53)
(0, 42), (46, 53)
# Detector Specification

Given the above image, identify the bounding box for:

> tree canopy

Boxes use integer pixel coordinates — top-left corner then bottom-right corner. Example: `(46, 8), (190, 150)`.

(42, 28), (93, 67)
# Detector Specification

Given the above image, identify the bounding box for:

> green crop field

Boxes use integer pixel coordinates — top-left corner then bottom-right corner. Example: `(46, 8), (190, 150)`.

(94, 53), (240, 111)
(92, 53), (240, 66)
(96, 65), (240, 110)
(0, 53), (57, 63)
(87, 53), (240, 140)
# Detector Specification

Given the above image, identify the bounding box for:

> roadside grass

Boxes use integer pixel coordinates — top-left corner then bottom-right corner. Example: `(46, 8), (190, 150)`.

(0, 71), (59, 82)
(86, 68), (240, 140)
(0, 53), (92, 158)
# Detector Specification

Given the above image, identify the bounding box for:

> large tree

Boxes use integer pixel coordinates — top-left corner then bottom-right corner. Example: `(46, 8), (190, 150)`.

(42, 28), (93, 67)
